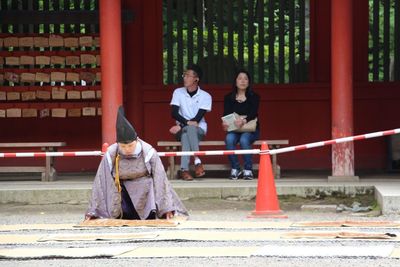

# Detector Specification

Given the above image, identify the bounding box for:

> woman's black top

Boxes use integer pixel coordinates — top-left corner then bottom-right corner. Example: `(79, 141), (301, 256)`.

(223, 92), (260, 129)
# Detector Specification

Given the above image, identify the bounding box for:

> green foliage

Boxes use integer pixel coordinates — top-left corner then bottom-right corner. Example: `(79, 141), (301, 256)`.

(368, 0), (398, 81)
(162, 0), (310, 85)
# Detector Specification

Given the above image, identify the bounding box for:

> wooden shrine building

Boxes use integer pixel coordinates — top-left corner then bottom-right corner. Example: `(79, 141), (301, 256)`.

(0, 0), (400, 180)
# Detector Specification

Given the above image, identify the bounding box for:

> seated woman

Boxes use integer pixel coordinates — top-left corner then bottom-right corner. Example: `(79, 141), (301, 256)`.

(222, 69), (260, 180)
(85, 106), (188, 220)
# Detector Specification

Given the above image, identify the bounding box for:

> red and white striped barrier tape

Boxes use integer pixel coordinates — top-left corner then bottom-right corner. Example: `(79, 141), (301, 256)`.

(0, 128), (399, 158)
(0, 151), (102, 158)
(0, 149), (260, 158)
(265, 128), (400, 155)
(158, 128), (400, 157)
(157, 149), (260, 157)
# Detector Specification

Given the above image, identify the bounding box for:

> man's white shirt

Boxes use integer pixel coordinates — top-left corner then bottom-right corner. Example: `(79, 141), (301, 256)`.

(170, 86), (212, 133)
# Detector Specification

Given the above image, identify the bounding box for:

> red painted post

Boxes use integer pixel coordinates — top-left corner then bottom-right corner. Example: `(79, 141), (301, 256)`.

(331, 0), (355, 177)
(100, 0), (123, 144)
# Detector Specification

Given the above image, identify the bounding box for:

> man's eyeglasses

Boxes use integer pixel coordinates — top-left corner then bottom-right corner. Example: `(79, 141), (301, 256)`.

(182, 73), (197, 78)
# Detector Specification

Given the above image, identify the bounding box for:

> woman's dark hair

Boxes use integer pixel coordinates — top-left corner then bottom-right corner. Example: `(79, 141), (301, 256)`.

(230, 69), (253, 100)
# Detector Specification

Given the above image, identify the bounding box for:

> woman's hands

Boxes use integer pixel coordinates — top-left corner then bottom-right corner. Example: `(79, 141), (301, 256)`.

(234, 117), (247, 128)
(222, 117), (246, 131)
(222, 121), (229, 131)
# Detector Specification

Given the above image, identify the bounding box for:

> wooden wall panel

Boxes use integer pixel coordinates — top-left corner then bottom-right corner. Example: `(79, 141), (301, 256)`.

(0, 117), (102, 172)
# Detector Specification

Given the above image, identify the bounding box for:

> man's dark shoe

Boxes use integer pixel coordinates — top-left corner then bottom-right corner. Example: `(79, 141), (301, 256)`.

(179, 170), (193, 181)
(194, 163), (205, 177)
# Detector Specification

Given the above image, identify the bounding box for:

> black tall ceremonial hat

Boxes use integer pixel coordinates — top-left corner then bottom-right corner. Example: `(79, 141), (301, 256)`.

(116, 106), (137, 143)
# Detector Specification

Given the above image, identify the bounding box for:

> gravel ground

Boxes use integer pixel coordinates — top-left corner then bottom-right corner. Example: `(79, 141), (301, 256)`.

(1, 199), (400, 266)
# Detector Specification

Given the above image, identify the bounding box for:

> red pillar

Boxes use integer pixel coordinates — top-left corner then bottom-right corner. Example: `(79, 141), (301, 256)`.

(331, 0), (357, 180)
(100, 0), (123, 144)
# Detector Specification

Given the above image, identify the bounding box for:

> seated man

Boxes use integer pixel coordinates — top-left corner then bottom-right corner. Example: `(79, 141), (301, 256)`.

(169, 64), (212, 181)
(85, 106), (188, 220)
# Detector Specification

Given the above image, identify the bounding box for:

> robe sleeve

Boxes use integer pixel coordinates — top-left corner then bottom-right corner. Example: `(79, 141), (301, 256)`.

(85, 155), (121, 219)
(149, 150), (188, 218)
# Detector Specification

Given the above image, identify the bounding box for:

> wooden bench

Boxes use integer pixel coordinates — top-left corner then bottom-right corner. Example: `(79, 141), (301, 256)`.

(0, 142), (66, 181)
(157, 140), (289, 180)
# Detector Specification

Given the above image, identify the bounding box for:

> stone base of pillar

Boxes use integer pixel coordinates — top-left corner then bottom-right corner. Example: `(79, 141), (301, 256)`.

(328, 175), (359, 182)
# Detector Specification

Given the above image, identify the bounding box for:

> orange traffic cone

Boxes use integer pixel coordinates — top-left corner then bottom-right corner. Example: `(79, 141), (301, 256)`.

(248, 142), (287, 218)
